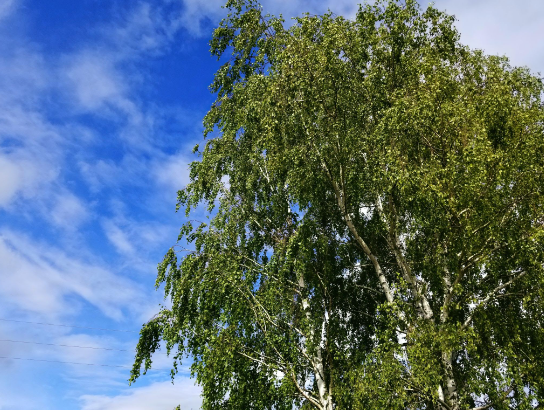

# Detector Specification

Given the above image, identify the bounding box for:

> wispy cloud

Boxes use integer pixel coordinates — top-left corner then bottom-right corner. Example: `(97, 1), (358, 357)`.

(102, 219), (137, 257)
(0, 60), (62, 209)
(176, 0), (225, 36)
(50, 192), (91, 231)
(153, 152), (193, 196)
(80, 379), (202, 410)
(65, 51), (129, 113)
(0, 231), (144, 320)
(0, 0), (195, 229)
(105, 2), (183, 55)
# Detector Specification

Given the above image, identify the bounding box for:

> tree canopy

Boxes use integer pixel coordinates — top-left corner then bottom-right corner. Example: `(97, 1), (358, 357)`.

(130, 0), (544, 409)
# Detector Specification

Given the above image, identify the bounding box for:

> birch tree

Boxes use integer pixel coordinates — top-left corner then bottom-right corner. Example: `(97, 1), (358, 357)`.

(130, 0), (544, 409)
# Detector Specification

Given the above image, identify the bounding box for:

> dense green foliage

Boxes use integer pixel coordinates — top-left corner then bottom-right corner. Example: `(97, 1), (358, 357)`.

(130, 1), (544, 409)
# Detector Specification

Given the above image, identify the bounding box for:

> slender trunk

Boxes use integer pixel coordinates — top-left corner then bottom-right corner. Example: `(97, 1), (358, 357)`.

(439, 257), (459, 409)
(298, 274), (332, 410)
(315, 344), (333, 410)
(442, 350), (459, 410)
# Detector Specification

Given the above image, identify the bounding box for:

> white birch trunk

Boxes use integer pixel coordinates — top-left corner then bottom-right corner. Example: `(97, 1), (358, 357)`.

(299, 275), (333, 410)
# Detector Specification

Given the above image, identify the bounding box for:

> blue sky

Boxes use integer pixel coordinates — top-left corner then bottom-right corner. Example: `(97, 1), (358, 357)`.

(0, 0), (543, 409)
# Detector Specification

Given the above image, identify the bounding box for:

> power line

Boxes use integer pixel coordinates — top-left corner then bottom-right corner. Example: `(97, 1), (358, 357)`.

(0, 338), (168, 354)
(0, 356), (132, 368)
(0, 318), (138, 333)
(0, 338), (130, 352)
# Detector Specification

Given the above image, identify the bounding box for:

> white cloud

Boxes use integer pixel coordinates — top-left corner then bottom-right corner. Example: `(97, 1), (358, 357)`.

(78, 157), (142, 193)
(0, 43), (72, 213)
(432, 0), (544, 73)
(0, 156), (23, 206)
(261, 0), (358, 21)
(176, 0), (360, 36)
(60, 1), (193, 119)
(1, 1), (199, 216)
(154, 153), (192, 195)
(56, 2), (185, 157)
(80, 379), (202, 410)
(0, 231), (144, 320)
(0, 46), (48, 98)
(50, 192), (90, 230)
(107, 2), (179, 54)
(174, 0), (544, 79)
(102, 220), (136, 256)
(0, 0), (16, 22)
(0, 106), (61, 209)
(65, 51), (127, 112)
(100, 214), (176, 277)
(177, 0), (225, 36)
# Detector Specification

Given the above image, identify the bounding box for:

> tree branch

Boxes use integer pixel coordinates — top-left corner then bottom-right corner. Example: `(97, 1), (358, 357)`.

(289, 370), (323, 409)
(379, 194), (433, 320)
(462, 271), (527, 330)
(321, 160), (394, 304)
(471, 385), (514, 410)
(237, 349), (284, 371)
